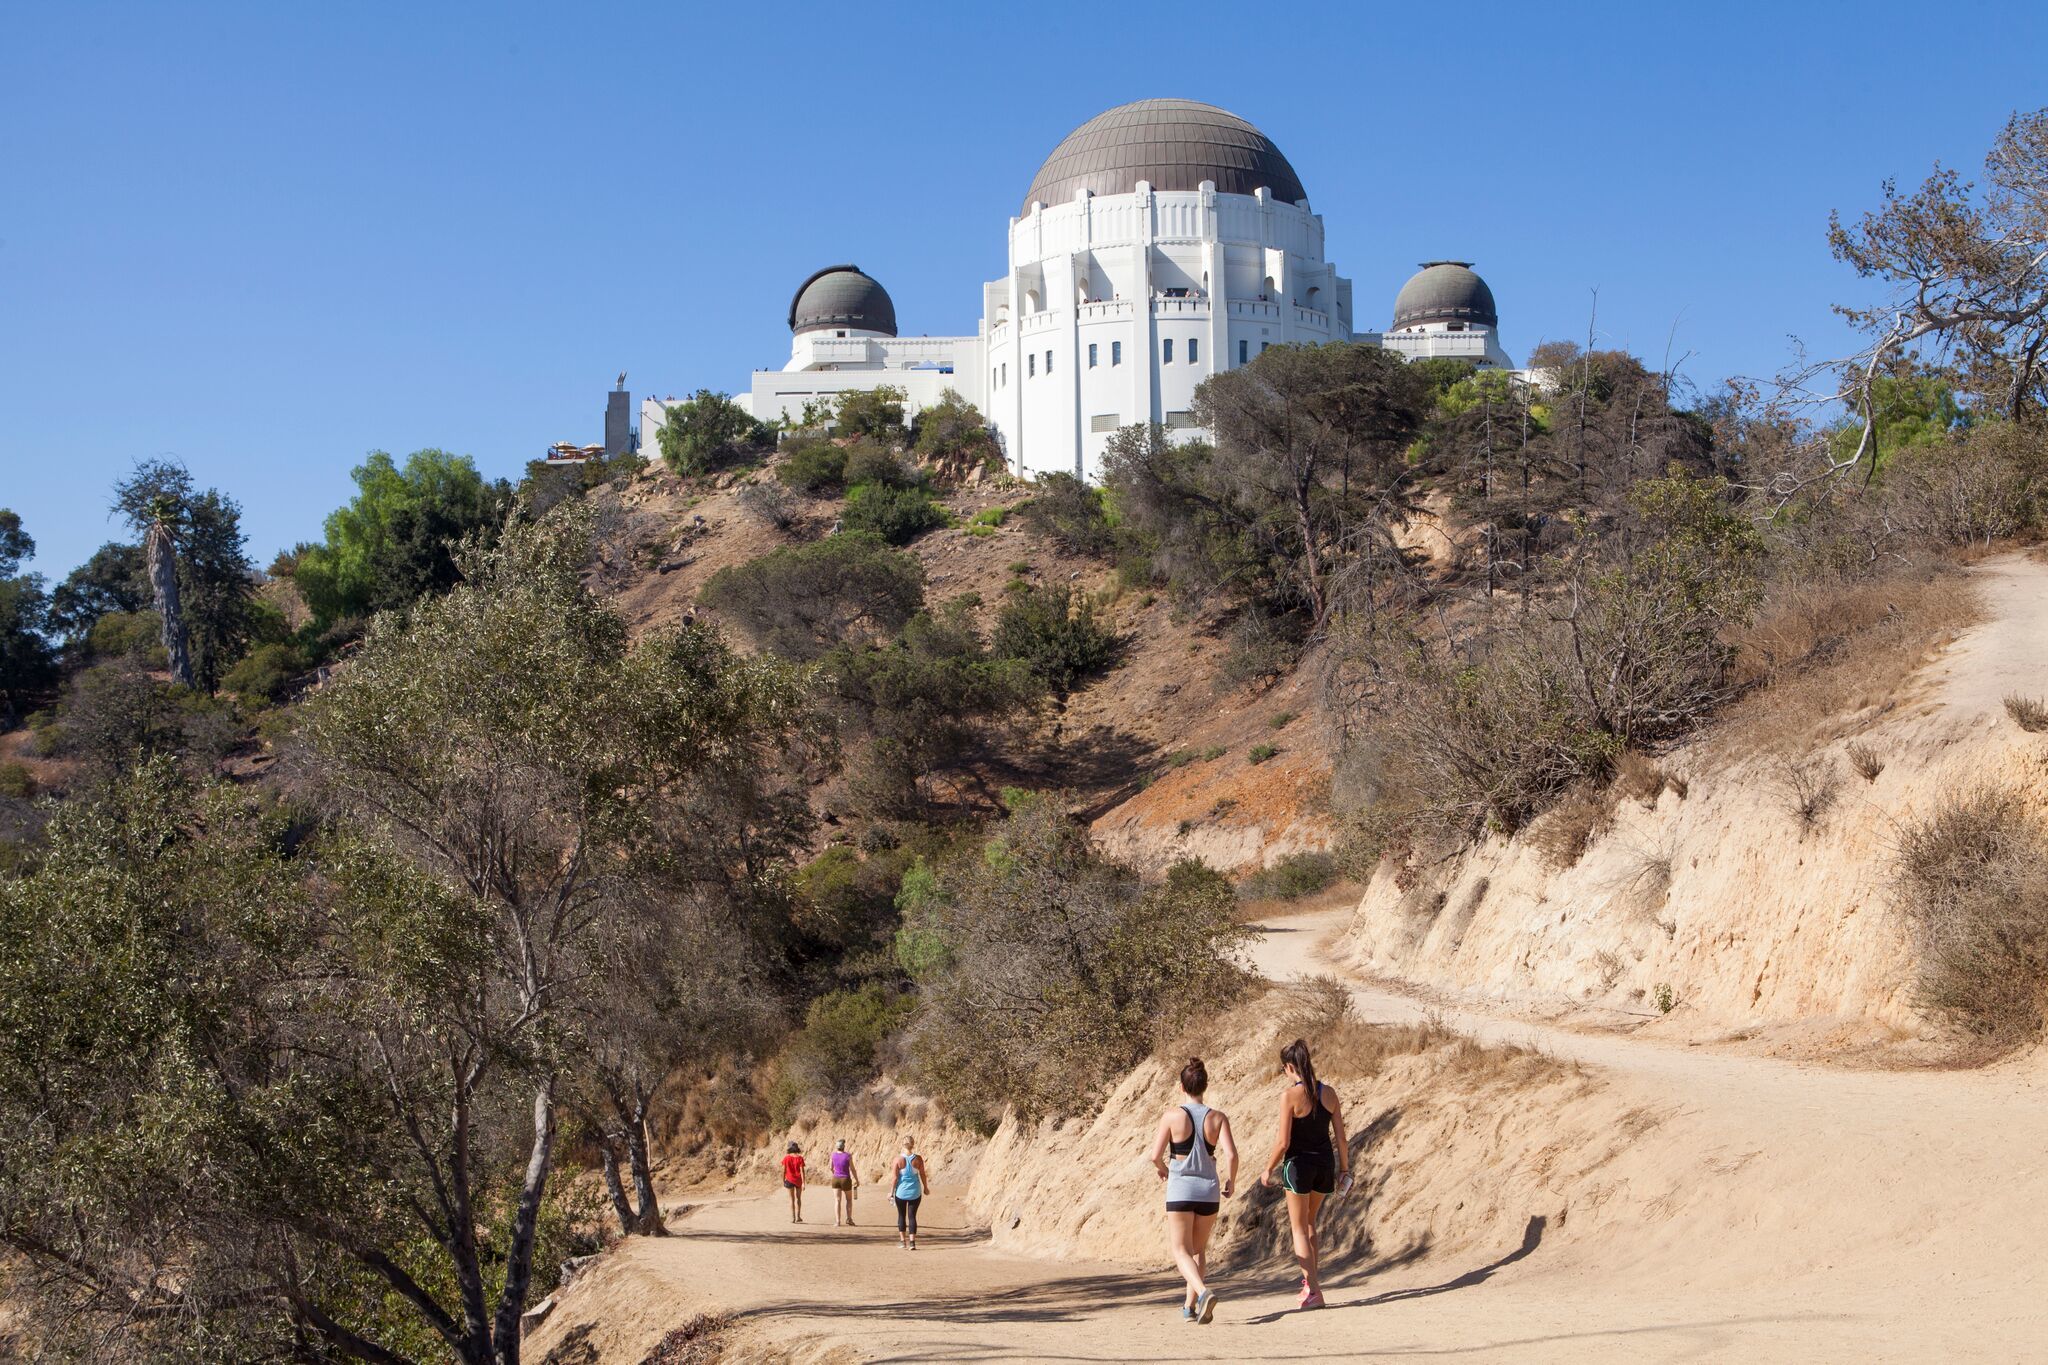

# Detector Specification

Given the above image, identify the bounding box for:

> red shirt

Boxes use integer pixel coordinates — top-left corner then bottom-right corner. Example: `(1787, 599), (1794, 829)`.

(781, 1154), (804, 1185)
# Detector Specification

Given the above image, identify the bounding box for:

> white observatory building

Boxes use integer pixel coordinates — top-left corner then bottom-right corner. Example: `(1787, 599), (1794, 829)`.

(650, 99), (1514, 481)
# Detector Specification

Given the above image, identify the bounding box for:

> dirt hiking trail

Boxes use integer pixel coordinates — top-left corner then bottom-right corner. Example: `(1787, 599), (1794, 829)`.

(532, 558), (2048, 1363)
(536, 906), (2048, 1363)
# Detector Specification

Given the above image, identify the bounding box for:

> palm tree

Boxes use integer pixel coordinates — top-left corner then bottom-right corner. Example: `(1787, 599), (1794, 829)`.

(142, 495), (193, 689)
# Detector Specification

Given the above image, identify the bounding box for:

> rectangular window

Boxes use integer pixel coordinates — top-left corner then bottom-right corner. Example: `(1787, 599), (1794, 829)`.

(1028, 354), (1036, 377)
(1188, 338), (1199, 364)
(1088, 343), (1098, 368)
(1164, 410), (1198, 429)
(1045, 349), (1053, 374)
(1089, 413), (1121, 433)
(1112, 341), (1122, 366)
(1239, 339), (1248, 364)
(1163, 339), (1174, 363)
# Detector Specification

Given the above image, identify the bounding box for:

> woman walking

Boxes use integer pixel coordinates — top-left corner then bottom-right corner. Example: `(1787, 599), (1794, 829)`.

(780, 1141), (806, 1224)
(889, 1136), (930, 1250)
(829, 1138), (860, 1226)
(1148, 1057), (1237, 1324)
(1258, 1038), (1350, 1309)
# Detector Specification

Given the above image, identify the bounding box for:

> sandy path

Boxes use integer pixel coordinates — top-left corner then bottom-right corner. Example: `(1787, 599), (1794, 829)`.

(539, 909), (2048, 1362)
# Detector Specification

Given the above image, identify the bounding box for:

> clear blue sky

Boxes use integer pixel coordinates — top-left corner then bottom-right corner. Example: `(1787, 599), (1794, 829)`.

(4, 0), (2043, 579)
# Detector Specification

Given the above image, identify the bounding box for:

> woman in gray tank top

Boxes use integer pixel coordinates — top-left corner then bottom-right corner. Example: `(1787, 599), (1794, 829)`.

(1147, 1057), (1237, 1324)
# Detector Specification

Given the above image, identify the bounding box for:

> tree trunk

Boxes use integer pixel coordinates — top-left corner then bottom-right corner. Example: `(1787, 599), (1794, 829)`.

(490, 1080), (556, 1365)
(624, 1093), (667, 1236)
(145, 520), (193, 688)
(599, 1140), (635, 1232)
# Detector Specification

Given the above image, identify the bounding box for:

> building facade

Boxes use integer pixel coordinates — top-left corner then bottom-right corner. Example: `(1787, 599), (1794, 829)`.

(654, 99), (1515, 481)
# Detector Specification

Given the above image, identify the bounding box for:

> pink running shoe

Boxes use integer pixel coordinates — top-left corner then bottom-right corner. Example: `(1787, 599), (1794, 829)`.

(1300, 1288), (1325, 1310)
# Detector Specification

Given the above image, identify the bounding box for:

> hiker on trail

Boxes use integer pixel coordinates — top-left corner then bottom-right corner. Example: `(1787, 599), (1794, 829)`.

(1258, 1038), (1350, 1310)
(890, 1136), (930, 1250)
(780, 1141), (806, 1223)
(829, 1138), (861, 1226)
(1148, 1056), (1237, 1324)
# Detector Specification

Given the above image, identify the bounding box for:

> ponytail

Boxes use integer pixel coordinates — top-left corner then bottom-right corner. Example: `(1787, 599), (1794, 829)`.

(1280, 1037), (1320, 1109)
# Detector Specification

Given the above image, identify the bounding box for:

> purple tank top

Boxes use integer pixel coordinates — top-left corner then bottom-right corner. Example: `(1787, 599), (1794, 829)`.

(830, 1150), (852, 1179)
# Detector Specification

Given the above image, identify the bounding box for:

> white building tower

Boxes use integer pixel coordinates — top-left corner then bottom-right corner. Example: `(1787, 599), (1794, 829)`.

(980, 99), (1355, 478)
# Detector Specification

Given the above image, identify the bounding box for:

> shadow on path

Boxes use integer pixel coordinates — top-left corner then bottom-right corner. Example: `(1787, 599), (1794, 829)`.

(1246, 1215), (1546, 1325)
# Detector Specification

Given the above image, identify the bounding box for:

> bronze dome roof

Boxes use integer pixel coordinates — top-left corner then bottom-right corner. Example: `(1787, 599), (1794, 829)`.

(788, 265), (898, 337)
(1022, 99), (1307, 214)
(1392, 262), (1498, 330)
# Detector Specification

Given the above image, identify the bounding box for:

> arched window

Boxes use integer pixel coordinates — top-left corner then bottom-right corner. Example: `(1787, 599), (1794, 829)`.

(1024, 288), (1042, 313)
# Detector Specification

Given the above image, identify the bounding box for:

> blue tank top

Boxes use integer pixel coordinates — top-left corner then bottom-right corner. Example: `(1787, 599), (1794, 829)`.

(894, 1154), (923, 1199)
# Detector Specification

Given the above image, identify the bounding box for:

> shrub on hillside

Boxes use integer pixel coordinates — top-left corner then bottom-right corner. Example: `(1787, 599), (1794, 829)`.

(1239, 850), (1339, 901)
(991, 583), (1120, 698)
(1894, 784), (2048, 1043)
(222, 642), (308, 704)
(834, 386), (908, 444)
(775, 440), (848, 494)
(842, 483), (947, 545)
(699, 532), (924, 660)
(898, 799), (1253, 1128)
(84, 609), (166, 665)
(843, 442), (918, 490)
(792, 844), (914, 960)
(1019, 472), (1117, 558)
(770, 985), (916, 1122)
(0, 760), (33, 800)
(911, 391), (1002, 478)
(657, 389), (772, 477)
(736, 480), (799, 531)
(2005, 693), (2048, 733)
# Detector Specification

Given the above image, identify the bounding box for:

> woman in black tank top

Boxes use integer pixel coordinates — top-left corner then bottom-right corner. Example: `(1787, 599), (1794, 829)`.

(1258, 1038), (1350, 1310)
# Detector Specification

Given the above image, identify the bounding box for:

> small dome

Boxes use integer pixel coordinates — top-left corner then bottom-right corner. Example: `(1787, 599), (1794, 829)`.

(788, 265), (897, 337)
(1392, 261), (1498, 331)
(1022, 98), (1306, 214)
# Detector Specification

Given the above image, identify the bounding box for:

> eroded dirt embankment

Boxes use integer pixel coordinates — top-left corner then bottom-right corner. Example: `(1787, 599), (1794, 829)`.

(1339, 554), (2048, 1050)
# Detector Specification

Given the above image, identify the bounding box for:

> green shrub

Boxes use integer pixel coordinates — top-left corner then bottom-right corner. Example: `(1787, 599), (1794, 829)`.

(1249, 743), (1279, 764)
(1268, 710), (1297, 730)
(1007, 560), (1034, 575)
(85, 610), (165, 665)
(1020, 472), (1117, 558)
(970, 506), (1007, 528)
(911, 390), (1002, 477)
(1239, 850), (1339, 901)
(991, 583), (1121, 698)
(842, 483), (948, 545)
(222, 642), (307, 703)
(792, 844), (913, 957)
(771, 985), (916, 1122)
(776, 440), (848, 494)
(834, 387), (908, 444)
(699, 532), (924, 660)
(844, 442), (918, 490)
(0, 760), (33, 799)
(656, 389), (772, 477)
(1164, 749), (1194, 769)
(1200, 746), (1226, 761)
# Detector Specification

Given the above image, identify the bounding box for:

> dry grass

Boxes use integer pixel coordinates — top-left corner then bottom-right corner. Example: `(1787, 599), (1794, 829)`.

(1716, 569), (1982, 761)
(1612, 751), (1676, 805)
(1846, 740), (1887, 782)
(1526, 783), (1618, 869)
(1275, 975), (1575, 1088)
(1893, 784), (2048, 1044)
(634, 1313), (735, 1365)
(2004, 693), (2048, 733)
(1777, 757), (1842, 831)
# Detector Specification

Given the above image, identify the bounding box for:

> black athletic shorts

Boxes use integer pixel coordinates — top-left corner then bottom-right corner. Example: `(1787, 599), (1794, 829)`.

(1282, 1154), (1335, 1195)
(1165, 1200), (1220, 1216)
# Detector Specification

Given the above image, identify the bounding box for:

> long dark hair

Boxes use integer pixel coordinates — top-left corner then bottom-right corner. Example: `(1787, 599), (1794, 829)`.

(1280, 1037), (1320, 1110)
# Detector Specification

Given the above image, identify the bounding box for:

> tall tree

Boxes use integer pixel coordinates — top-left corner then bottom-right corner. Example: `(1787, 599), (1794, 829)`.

(113, 460), (256, 692)
(0, 510), (57, 721)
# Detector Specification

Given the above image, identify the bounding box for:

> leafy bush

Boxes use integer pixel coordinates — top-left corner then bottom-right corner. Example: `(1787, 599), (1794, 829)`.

(776, 440), (848, 494)
(1019, 472), (1117, 558)
(1894, 784), (2048, 1042)
(899, 801), (1252, 1126)
(736, 480), (799, 531)
(843, 442), (917, 490)
(222, 642), (307, 703)
(656, 389), (771, 477)
(1239, 850), (1339, 901)
(699, 531), (924, 660)
(771, 985), (916, 1121)
(84, 609), (165, 665)
(842, 483), (948, 545)
(991, 583), (1120, 697)
(1201, 745), (1226, 761)
(1268, 711), (1296, 730)
(1248, 742), (1278, 764)
(834, 386), (908, 444)
(911, 390), (1002, 477)
(0, 760), (33, 799)
(792, 844), (913, 959)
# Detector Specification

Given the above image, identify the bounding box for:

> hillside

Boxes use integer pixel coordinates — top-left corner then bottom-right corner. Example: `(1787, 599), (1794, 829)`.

(589, 459), (1336, 872)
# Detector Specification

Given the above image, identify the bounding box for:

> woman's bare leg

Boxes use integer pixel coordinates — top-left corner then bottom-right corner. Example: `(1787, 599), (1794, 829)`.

(1285, 1190), (1326, 1295)
(1166, 1212), (1205, 1306)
